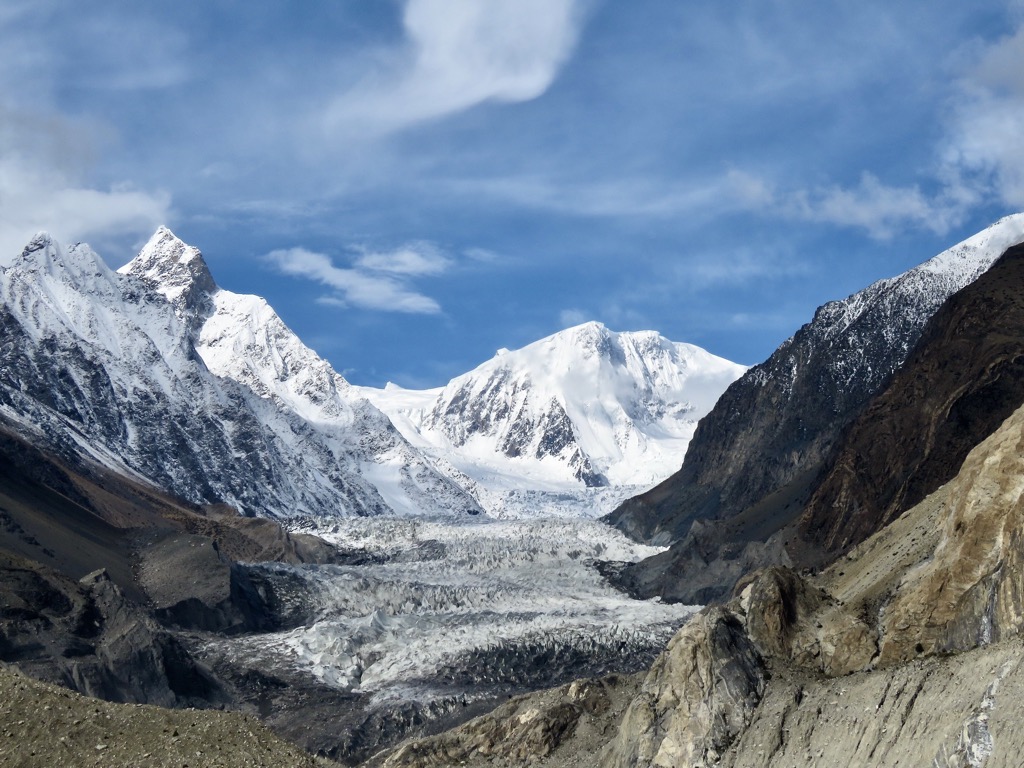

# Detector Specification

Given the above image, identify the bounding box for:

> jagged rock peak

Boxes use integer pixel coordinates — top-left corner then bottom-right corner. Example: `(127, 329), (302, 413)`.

(17, 232), (68, 274)
(14, 232), (114, 288)
(119, 226), (218, 311)
(19, 231), (61, 259)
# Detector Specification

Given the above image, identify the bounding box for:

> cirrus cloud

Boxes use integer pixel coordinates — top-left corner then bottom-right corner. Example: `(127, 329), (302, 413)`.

(265, 244), (447, 314)
(354, 243), (451, 275)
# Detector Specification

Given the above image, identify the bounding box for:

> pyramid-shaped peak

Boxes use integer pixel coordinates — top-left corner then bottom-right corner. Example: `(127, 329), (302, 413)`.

(20, 231), (61, 258)
(17, 232), (72, 273)
(120, 226), (218, 309)
(17, 232), (105, 275)
(554, 321), (611, 348)
(565, 320), (609, 335)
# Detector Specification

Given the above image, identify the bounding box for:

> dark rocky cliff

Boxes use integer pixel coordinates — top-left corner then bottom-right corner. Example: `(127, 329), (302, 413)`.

(606, 219), (1024, 603)
(800, 242), (1024, 553)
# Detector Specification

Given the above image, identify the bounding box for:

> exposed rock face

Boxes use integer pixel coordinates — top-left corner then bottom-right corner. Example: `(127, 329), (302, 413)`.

(611, 520), (793, 605)
(801, 242), (1024, 554)
(372, 676), (637, 768)
(719, 641), (1024, 768)
(875, 401), (1024, 665)
(608, 216), (1024, 604)
(0, 553), (224, 708)
(652, 400), (1024, 764)
(607, 215), (1024, 546)
(739, 566), (877, 677)
(600, 608), (765, 768)
(0, 420), (348, 733)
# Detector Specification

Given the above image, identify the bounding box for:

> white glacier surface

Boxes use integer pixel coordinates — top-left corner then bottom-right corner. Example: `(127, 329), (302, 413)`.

(216, 516), (697, 706)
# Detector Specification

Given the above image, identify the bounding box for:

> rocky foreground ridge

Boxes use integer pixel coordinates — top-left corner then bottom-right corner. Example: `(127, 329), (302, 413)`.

(0, 662), (330, 768)
(372, 387), (1024, 767)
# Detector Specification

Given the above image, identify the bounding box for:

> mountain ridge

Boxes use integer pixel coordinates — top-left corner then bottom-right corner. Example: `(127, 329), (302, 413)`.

(0, 228), (482, 522)
(604, 213), (1024, 604)
(608, 212), (1024, 545)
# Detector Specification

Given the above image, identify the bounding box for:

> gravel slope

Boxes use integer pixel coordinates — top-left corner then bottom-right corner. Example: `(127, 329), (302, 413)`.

(0, 663), (332, 768)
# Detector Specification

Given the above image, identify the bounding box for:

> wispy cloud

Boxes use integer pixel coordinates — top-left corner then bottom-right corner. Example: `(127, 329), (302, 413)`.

(354, 243), (451, 275)
(684, 245), (814, 289)
(558, 308), (591, 327)
(783, 172), (968, 240)
(326, 0), (588, 136)
(0, 107), (170, 262)
(452, 169), (774, 220)
(265, 244), (449, 314)
(775, 19), (1024, 240)
(463, 246), (501, 263)
(942, 24), (1024, 210)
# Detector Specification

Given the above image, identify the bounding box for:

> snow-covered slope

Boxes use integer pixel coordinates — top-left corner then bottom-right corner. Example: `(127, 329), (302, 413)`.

(362, 322), (746, 517)
(0, 228), (481, 521)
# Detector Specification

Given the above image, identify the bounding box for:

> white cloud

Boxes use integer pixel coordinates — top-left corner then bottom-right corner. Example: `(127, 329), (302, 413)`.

(943, 25), (1024, 210)
(785, 172), (966, 240)
(354, 243), (451, 275)
(0, 112), (170, 262)
(783, 20), (1024, 240)
(265, 245), (444, 314)
(327, 0), (587, 136)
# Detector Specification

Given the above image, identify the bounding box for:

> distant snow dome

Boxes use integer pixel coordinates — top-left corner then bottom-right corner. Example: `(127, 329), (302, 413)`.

(359, 320), (748, 518)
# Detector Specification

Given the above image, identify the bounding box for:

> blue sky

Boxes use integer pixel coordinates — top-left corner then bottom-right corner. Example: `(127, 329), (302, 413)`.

(2, 1), (1024, 387)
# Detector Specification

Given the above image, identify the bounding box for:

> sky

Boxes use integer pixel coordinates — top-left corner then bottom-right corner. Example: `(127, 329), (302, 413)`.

(2, 1), (1024, 388)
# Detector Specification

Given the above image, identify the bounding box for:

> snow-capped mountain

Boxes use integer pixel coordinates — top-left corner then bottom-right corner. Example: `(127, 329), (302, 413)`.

(361, 322), (746, 517)
(0, 228), (481, 521)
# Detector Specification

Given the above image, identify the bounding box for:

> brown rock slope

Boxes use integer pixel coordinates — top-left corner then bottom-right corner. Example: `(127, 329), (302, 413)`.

(800, 241), (1024, 555)
(369, 400), (1024, 767)
(0, 662), (332, 768)
(612, 234), (1024, 604)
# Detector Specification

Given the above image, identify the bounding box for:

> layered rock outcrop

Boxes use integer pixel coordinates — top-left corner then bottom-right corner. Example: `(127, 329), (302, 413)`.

(801, 242), (1024, 554)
